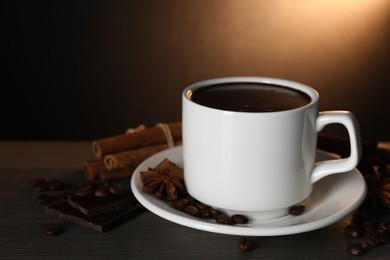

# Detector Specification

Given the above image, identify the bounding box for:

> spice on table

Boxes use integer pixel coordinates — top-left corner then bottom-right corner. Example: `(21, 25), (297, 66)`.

(91, 122), (182, 159)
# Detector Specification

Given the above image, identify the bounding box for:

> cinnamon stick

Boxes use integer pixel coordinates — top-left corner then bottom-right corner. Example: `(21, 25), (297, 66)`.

(83, 160), (107, 180)
(92, 122), (182, 159)
(104, 141), (182, 171)
(83, 159), (136, 182)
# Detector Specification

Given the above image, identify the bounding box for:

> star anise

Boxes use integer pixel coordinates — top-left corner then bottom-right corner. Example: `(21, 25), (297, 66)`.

(140, 167), (187, 201)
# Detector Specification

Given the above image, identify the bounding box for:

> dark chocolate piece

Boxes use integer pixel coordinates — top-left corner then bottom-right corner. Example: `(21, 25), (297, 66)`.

(67, 192), (136, 217)
(45, 200), (139, 232)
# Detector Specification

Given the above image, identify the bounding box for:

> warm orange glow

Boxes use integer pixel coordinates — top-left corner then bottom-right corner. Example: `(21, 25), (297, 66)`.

(201, 0), (390, 84)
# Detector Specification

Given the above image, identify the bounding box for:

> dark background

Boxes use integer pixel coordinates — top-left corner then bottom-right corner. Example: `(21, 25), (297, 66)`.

(1, 0), (389, 141)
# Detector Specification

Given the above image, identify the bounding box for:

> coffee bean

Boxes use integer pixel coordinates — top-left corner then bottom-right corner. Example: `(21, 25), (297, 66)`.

(184, 195), (196, 205)
(195, 202), (209, 211)
(108, 184), (127, 195)
(36, 194), (51, 205)
(49, 195), (65, 204)
(345, 224), (363, 238)
(82, 181), (97, 190)
(171, 199), (188, 210)
(40, 222), (59, 236)
(363, 232), (382, 247)
(379, 222), (390, 232)
(48, 180), (65, 191)
(72, 186), (93, 197)
(347, 243), (366, 256)
(200, 209), (211, 219)
(94, 187), (110, 197)
(289, 205), (305, 216)
(376, 229), (390, 244)
(215, 214), (233, 225)
(231, 214), (249, 224)
(183, 205), (200, 217)
(362, 221), (377, 233)
(30, 178), (45, 187)
(32, 179), (49, 192)
(209, 208), (223, 218)
(237, 237), (253, 252)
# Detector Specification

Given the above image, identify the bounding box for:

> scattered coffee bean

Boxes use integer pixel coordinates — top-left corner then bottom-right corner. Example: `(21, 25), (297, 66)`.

(345, 224), (364, 238)
(40, 222), (59, 236)
(36, 194), (51, 205)
(48, 180), (65, 191)
(375, 229), (390, 244)
(72, 186), (93, 197)
(32, 179), (49, 192)
(108, 184), (127, 195)
(183, 205), (200, 217)
(49, 195), (65, 204)
(289, 205), (305, 216)
(94, 187), (110, 198)
(237, 237), (253, 252)
(231, 214), (249, 224)
(362, 221), (377, 233)
(215, 214), (233, 225)
(82, 181), (97, 190)
(363, 232), (382, 247)
(347, 243), (366, 256)
(379, 222), (390, 232)
(30, 178), (45, 187)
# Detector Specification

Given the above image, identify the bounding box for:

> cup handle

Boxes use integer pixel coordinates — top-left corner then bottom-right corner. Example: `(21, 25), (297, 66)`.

(311, 111), (362, 183)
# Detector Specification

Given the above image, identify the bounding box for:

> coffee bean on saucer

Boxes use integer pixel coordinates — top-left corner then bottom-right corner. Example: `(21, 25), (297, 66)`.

(289, 205), (305, 216)
(183, 205), (200, 217)
(345, 224), (364, 238)
(200, 209), (211, 219)
(237, 237), (253, 252)
(195, 202), (209, 211)
(40, 222), (59, 236)
(209, 208), (223, 218)
(171, 199), (189, 210)
(231, 214), (249, 224)
(347, 243), (366, 256)
(215, 214), (233, 225)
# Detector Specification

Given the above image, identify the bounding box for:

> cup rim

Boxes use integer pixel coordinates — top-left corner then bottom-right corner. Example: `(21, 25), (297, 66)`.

(183, 76), (319, 114)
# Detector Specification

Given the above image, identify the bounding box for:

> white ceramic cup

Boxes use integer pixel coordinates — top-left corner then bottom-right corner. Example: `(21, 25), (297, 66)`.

(182, 77), (362, 220)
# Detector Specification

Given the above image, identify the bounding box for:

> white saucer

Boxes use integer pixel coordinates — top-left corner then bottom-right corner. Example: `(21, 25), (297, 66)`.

(130, 146), (366, 236)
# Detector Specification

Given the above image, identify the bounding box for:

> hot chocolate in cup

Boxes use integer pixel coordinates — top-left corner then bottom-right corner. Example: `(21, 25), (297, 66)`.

(182, 77), (361, 220)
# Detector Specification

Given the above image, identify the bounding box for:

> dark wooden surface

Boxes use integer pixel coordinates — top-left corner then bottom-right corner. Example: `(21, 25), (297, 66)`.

(1, 142), (389, 259)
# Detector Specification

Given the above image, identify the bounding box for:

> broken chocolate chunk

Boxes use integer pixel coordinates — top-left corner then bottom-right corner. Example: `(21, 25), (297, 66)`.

(67, 191), (136, 217)
(45, 200), (139, 232)
(66, 183), (136, 217)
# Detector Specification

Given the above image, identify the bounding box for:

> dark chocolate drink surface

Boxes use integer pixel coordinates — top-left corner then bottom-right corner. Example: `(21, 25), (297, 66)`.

(188, 83), (311, 112)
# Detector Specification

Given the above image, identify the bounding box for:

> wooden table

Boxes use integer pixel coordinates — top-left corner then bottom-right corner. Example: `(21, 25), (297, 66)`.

(1, 142), (389, 259)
